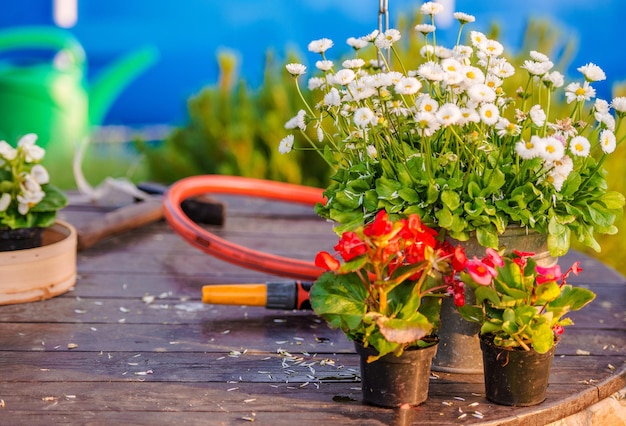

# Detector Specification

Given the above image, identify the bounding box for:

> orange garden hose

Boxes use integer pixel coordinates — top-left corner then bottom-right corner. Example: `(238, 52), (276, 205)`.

(162, 175), (326, 280)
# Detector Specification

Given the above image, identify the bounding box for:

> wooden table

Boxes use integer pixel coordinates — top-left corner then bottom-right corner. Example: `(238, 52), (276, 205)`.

(0, 193), (624, 425)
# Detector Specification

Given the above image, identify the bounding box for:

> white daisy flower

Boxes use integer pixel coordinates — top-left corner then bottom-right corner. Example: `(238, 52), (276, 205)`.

(285, 110), (306, 130)
(434, 46), (453, 59)
(315, 60), (333, 71)
(386, 99), (410, 117)
(462, 66), (485, 85)
(599, 129), (616, 154)
(480, 39), (504, 57)
(469, 31), (487, 48)
(458, 107), (480, 125)
(419, 45), (436, 58)
(538, 136), (565, 162)
(611, 96), (626, 113)
(529, 51), (551, 62)
(569, 136), (591, 157)
(436, 103), (462, 126)
(479, 103), (500, 125)
(529, 105), (546, 127)
(366, 144), (377, 159)
(414, 24), (436, 35)
(285, 63), (306, 76)
(490, 60), (515, 79)
(331, 69), (356, 86)
(363, 30), (379, 42)
(323, 88), (341, 107)
(453, 12), (475, 24)
(278, 135), (294, 154)
(342, 58), (365, 69)
(414, 112), (441, 136)
(515, 136), (541, 159)
(348, 80), (377, 101)
(307, 38), (333, 54)
(522, 60), (554, 76)
(594, 99), (610, 114)
(565, 81), (596, 104)
(577, 62), (606, 82)
(485, 74), (504, 90)
(495, 118), (521, 137)
(346, 37), (368, 50)
(467, 84), (496, 103)
(371, 73), (393, 88)
(417, 95), (439, 113)
(453, 45), (473, 62)
(548, 156), (574, 191)
(542, 70), (564, 88)
(375, 29), (401, 50)
(353, 107), (376, 128)
(441, 58), (463, 74)
(394, 76), (422, 95)
(420, 1), (445, 15)
(417, 61), (444, 81)
(595, 112), (615, 132)
(308, 77), (325, 90)
(316, 123), (324, 142)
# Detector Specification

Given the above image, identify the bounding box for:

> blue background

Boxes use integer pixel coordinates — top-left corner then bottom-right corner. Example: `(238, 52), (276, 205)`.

(1, 0), (624, 126)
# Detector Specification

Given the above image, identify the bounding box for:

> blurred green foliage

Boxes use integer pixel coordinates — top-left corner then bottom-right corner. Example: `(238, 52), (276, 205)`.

(136, 50), (330, 188)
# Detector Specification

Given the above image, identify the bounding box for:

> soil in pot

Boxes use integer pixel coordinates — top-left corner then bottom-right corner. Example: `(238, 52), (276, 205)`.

(0, 226), (43, 251)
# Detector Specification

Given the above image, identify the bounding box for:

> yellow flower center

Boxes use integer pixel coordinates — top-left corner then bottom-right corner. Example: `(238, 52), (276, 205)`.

(424, 104), (433, 112)
(485, 110), (493, 118)
(546, 145), (555, 153)
(466, 71), (475, 79)
(575, 87), (586, 96)
(575, 143), (583, 151)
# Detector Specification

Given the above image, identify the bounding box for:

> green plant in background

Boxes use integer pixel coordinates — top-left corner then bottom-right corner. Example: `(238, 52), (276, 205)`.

(136, 50), (330, 188)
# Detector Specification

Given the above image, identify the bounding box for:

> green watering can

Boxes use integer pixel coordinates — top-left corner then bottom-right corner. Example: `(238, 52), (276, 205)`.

(0, 26), (158, 150)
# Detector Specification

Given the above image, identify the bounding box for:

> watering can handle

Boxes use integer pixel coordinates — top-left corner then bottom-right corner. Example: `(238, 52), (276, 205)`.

(0, 26), (85, 67)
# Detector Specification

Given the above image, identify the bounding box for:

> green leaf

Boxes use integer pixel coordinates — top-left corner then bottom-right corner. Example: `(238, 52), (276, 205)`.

(535, 281), (560, 304)
(398, 187), (419, 203)
(476, 225), (498, 248)
(441, 190), (461, 211)
(529, 323), (554, 354)
(600, 190), (626, 210)
(375, 315), (433, 345)
(309, 272), (368, 333)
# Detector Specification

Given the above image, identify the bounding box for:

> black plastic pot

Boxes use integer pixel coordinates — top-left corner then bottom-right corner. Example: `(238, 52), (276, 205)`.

(0, 227), (42, 251)
(355, 340), (438, 408)
(480, 334), (557, 406)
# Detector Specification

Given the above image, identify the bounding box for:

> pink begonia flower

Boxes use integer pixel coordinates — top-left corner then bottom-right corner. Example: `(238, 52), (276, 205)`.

(536, 264), (562, 285)
(467, 258), (493, 285)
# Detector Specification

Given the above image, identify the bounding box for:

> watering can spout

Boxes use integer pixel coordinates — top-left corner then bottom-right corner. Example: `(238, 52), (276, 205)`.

(88, 45), (159, 126)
